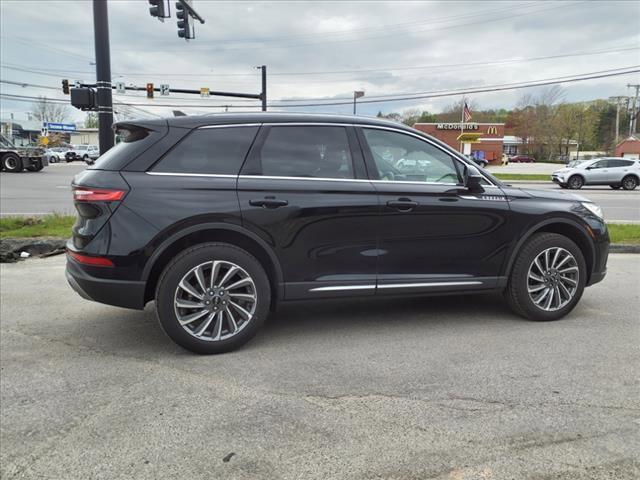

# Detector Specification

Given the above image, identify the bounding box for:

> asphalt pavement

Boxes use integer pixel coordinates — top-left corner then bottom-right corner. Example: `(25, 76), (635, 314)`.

(1, 163), (638, 222)
(1, 254), (639, 479)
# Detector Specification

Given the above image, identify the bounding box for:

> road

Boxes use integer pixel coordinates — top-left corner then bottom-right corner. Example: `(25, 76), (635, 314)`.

(1, 163), (638, 222)
(1, 254), (639, 479)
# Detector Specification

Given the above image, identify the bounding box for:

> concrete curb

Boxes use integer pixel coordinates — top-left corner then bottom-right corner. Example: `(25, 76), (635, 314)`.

(0, 237), (66, 263)
(609, 244), (640, 254)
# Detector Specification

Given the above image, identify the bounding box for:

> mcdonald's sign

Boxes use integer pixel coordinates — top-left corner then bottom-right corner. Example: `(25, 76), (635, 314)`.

(487, 126), (498, 135)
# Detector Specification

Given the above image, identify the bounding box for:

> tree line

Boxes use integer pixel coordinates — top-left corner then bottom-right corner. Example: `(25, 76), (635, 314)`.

(377, 86), (635, 160)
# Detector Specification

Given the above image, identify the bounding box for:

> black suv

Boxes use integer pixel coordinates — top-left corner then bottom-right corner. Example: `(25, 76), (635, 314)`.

(66, 114), (609, 354)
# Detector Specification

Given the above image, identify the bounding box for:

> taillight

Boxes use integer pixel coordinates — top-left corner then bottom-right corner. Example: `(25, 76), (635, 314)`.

(67, 250), (115, 267)
(73, 187), (126, 202)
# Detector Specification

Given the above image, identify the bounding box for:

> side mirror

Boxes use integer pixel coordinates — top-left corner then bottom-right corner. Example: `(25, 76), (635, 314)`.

(463, 164), (484, 192)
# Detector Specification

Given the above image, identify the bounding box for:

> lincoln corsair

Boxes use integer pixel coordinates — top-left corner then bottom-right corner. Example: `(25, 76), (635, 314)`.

(66, 114), (609, 354)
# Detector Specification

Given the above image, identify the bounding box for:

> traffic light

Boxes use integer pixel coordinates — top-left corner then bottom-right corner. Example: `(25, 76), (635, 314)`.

(176, 1), (194, 40)
(146, 83), (154, 99)
(148, 0), (168, 20)
(62, 79), (70, 95)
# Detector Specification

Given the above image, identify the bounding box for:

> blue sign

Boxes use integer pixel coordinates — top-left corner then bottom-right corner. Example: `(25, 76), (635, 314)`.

(44, 122), (76, 132)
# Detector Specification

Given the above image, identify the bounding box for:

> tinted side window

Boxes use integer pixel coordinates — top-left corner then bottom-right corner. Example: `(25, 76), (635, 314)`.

(152, 126), (258, 174)
(609, 159), (634, 167)
(590, 160), (608, 169)
(258, 126), (354, 179)
(363, 128), (462, 184)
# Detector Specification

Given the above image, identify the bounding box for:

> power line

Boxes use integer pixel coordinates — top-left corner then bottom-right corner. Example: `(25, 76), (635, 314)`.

(120, 1), (586, 52)
(3, 67), (637, 110)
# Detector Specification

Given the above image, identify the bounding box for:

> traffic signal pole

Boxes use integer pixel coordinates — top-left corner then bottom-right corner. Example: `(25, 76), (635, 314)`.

(93, 0), (114, 154)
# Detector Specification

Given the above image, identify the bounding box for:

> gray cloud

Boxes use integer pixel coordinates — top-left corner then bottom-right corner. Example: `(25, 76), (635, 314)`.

(1, 0), (638, 122)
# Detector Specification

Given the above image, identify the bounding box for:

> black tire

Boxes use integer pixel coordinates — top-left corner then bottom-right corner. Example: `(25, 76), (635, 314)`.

(155, 242), (271, 354)
(505, 233), (586, 321)
(621, 175), (638, 191)
(568, 175), (584, 190)
(610, 185), (621, 190)
(26, 160), (44, 172)
(83, 154), (89, 161)
(2, 153), (23, 172)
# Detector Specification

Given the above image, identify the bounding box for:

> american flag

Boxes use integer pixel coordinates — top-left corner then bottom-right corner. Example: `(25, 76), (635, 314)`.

(463, 102), (472, 122)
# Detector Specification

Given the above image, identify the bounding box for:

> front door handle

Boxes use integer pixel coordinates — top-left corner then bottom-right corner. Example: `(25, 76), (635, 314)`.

(249, 198), (289, 209)
(387, 198), (418, 212)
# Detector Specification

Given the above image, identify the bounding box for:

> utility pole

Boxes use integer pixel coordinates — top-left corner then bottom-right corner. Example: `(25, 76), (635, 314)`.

(627, 83), (640, 135)
(609, 96), (628, 143)
(93, 0), (114, 154)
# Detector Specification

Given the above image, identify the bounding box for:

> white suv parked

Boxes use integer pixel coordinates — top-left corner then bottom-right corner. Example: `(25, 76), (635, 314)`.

(552, 157), (640, 190)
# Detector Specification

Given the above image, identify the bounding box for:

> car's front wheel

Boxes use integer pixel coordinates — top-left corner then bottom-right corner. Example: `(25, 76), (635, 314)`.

(155, 242), (271, 354)
(568, 175), (584, 189)
(506, 233), (586, 321)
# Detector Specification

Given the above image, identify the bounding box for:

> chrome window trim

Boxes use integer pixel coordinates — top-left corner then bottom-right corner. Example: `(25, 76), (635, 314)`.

(239, 175), (372, 183)
(146, 172), (238, 178)
(199, 123), (262, 129)
(149, 121), (496, 186)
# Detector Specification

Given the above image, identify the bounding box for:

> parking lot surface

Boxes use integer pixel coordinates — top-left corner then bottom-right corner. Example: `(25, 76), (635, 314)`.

(2, 163), (639, 222)
(1, 254), (639, 479)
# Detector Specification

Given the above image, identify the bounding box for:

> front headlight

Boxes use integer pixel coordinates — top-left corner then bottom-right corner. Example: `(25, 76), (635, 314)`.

(581, 202), (604, 219)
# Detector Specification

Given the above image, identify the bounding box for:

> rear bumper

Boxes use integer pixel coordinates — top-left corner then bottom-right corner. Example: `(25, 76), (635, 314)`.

(66, 255), (146, 310)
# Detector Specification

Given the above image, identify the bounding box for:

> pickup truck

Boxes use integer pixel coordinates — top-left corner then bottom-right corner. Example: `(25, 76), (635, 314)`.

(65, 144), (99, 163)
(0, 134), (48, 172)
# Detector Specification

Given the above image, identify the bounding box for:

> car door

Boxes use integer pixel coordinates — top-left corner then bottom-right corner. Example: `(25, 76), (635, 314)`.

(584, 159), (611, 184)
(357, 126), (513, 295)
(237, 124), (379, 299)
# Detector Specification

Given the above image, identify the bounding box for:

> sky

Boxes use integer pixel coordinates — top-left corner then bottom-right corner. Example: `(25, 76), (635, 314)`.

(1, 0), (639, 124)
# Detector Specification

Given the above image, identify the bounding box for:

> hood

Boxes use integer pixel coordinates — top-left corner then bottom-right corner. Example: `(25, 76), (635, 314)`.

(501, 186), (589, 203)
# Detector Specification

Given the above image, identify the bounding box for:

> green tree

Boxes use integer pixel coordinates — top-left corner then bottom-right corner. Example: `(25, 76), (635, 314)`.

(84, 112), (99, 128)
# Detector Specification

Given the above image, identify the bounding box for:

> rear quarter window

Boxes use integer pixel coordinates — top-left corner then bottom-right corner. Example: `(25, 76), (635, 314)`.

(152, 126), (258, 175)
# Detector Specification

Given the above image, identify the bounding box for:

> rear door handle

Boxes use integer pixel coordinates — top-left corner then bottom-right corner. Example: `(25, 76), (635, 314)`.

(249, 198), (289, 208)
(387, 198), (418, 212)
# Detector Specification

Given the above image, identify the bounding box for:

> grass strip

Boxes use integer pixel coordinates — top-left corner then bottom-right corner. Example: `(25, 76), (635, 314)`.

(1, 215), (638, 245)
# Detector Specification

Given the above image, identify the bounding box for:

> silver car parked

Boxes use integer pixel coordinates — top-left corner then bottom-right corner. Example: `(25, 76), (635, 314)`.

(552, 157), (640, 190)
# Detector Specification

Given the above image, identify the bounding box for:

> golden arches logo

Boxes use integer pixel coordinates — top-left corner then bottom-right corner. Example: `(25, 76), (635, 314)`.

(487, 126), (498, 135)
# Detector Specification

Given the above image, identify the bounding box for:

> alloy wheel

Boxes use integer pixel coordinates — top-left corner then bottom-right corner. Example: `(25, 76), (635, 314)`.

(174, 260), (257, 341)
(527, 247), (579, 312)
(622, 176), (637, 190)
(569, 176), (583, 189)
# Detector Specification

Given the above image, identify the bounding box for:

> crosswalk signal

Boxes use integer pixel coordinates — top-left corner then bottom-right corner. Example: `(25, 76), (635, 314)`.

(146, 83), (154, 99)
(62, 79), (70, 95)
(176, 1), (194, 40)
(148, 0), (168, 20)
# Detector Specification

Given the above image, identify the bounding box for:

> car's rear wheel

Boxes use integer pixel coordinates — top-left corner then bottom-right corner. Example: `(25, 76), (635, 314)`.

(621, 175), (638, 191)
(156, 242), (271, 354)
(568, 175), (584, 189)
(2, 153), (23, 172)
(506, 233), (586, 321)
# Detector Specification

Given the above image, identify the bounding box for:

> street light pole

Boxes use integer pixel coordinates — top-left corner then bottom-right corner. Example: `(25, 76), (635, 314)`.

(93, 0), (114, 154)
